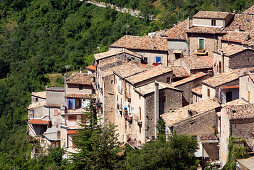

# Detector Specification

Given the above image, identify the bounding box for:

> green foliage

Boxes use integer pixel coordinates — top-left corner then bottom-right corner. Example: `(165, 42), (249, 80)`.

(125, 134), (198, 169)
(223, 137), (248, 170)
(70, 98), (121, 169)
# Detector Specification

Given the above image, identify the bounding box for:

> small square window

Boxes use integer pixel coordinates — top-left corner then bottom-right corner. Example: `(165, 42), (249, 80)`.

(207, 88), (210, 97)
(79, 85), (83, 90)
(143, 57), (148, 64)
(211, 19), (216, 26)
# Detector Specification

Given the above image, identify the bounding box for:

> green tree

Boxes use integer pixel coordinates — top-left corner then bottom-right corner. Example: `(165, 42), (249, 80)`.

(70, 98), (121, 169)
(126, 134), (198, 169)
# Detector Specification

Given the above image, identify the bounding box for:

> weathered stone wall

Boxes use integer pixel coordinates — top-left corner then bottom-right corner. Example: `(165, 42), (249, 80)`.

(98, 52), (141, 65)
(67, 84), (92, 94)
(231, 118), (254, 149)
(192, 18), (225, 27)
(189, 34), (219, 57)
(103, 75), (115, 124)
(46, 91), (65, 106)
(174, 109), (217, 136)
(145, 88), (183, 140)
(229, 50), (254, 69)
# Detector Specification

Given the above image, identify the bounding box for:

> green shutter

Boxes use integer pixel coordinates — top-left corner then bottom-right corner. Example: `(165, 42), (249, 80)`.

(199, 39), (204, 49)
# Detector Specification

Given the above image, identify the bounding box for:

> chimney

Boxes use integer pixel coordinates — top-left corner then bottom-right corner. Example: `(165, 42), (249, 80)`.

(154, 81), (159, 139)
(187, 17), (190, 30)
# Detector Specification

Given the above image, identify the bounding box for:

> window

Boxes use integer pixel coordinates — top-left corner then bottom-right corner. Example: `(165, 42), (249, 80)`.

(35, 97), (38, 102)
(156, 56), (161, 63)
(207, 88), (210, 97)
(175, 53), (181, 59)
(167, 77), (171, 83)
(79, 85), (83, 90)
(143, 57), (148, 64)
(226, 91), (232, 102)
(139, 94), (141, 100)
(199, 38), (205, 49)
(211, 19), (216, 26)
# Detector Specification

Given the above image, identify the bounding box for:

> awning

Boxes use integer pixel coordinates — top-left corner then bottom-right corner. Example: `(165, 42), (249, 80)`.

(67, 130), (77, 135)
(221, 85), (239, 89)
(28, 119), (50, 125)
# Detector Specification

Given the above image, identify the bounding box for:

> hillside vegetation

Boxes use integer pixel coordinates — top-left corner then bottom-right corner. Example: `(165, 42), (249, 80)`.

(0, 0), (253, 168)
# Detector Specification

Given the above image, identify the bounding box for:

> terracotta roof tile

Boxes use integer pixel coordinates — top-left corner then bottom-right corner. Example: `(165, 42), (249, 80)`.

(28, 119), (50, 125)
(126, 65), (172, 85)
(66, 73), (93, 85)
(171, 72), (207, 87)
(227, 104), (254, 120)
(221, 31), (250, 44)
(87, 65), (96, 71)
(32, 91), (46, 99)
(28, 101), (46, 109)
(110, 35), (168, 51)
(224, 14), (254, 32)
(193, 11), (232, 19)
(134, 82), (182, 96)
(94, 49), (142, 61)
(202, 69), (242, 88)
(113, 62), (150, 79)
(170, 66), (189, 78)
(243, 5), (254, 15)
(192, 86), (202, 95)
(187, 26), (224, 34)
(218, 44), (247, 56)
(162, 19), (189, 40)
(184, 55), (213, 70)
(162, 98), (220, 127)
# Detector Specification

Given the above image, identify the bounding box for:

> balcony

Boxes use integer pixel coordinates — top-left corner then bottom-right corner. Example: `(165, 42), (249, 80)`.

(194, 49), (208, 56)
(124, 114), (133, 122)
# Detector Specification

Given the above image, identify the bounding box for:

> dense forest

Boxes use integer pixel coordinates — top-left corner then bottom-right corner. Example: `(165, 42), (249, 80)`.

(0, 0), (253, 168)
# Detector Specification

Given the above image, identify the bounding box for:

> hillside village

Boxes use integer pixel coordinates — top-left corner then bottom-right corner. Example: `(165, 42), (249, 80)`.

(27, 6), (254, 169)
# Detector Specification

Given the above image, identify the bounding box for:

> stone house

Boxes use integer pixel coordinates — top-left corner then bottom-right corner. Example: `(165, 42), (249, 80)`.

(239, 71), (254, 103)
(202, 70), (241, 103)
(94, 49), (142, 124)
(28, 87), (65, 148)
(219, 103), (254, 167)
(213, 44), (254, 74)
(113, 63), (182, 146)
(162, 98), (221, 167)
(109, 35), (169, 66)
(188, 11), (234, 56)
(171, 72), (210, 105)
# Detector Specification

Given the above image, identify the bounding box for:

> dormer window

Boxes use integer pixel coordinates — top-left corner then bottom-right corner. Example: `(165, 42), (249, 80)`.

(211, 19), (216, 26)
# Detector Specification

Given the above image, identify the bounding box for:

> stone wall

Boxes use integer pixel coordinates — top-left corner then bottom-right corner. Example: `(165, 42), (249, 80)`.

(46, 91), (65, 106)
(103, 75), (115, 124)
(229, 50), (254, 69)
(174, 109), (217, 136)
(189, 34), (219, 57)
(231, 118), (254, 149)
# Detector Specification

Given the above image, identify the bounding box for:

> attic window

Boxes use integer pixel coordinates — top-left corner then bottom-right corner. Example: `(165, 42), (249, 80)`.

(211, 19), (216, 26)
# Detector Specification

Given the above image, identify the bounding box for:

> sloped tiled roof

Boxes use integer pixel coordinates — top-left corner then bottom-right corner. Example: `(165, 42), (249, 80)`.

(218, 44), (247, 56)
(32, 91), (46, 99)
(113, 62), (150, 79)
(171, 72), (207, 87)
(224, 14), (254, 32)
(66, 73), (93, 85)
(192, 86), (202, 95)
(28, 100), (46, 110)
(202, 70), (240, 88)
(110, 35), (168, 51)
(243, 5), (254, 15)
(187, 26), (224, 34)
(193, 11), (232, 19)
(170, 66), (189, 78)
(162, 98), (220, 127)
(134, 82), (182, 96)
(226, 104), (254, 120)
(164, 19), (189, 40)
(126, 65), (172, 85)
(94, 49), (142, 61)
(184, 55), (213, 70)
(221, 31), (250, 44)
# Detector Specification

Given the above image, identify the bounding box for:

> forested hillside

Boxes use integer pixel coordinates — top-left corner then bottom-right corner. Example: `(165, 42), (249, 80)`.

(0, 0), (253, 168)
